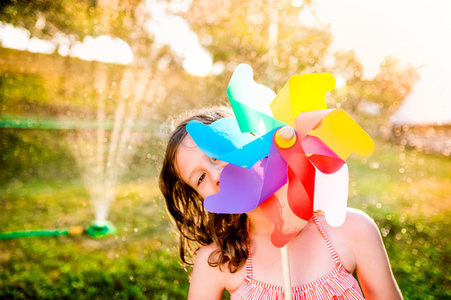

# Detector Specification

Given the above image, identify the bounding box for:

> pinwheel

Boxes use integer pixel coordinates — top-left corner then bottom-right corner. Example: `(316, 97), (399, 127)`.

(187, 63), (374, 247)
(187, 64), (374, 244)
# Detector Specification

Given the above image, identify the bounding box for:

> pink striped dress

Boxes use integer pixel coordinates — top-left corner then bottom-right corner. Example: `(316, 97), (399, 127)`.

(230, 215), (365, 300)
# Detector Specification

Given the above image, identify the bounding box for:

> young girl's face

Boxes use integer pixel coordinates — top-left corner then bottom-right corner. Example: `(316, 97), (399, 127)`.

(176, 134), (227, 199)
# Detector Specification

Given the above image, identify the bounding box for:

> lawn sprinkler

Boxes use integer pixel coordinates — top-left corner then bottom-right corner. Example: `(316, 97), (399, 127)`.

(85, 220), (117, 238)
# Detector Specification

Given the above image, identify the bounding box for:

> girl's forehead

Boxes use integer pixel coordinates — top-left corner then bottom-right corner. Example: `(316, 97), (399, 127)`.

(175, 134), (201, 181)
(179, 134), (198, 149)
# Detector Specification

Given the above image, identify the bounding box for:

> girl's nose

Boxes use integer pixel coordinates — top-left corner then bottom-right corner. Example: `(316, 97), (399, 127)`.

(213, 158), (228, 168)
(210, 159), (227, 186)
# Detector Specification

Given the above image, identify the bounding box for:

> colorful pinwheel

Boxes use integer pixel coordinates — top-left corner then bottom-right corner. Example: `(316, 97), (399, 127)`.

(187, 64), (374, 247)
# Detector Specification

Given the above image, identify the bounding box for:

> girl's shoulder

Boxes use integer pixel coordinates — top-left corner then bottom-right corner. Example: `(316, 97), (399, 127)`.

(194, 243), (221, 272)
(343, 207), (380, 237)
(315, 208), (382, 249)
(189, 243), (228, 297)
(194, 243), (240, 276)
(191, 243), (246, 294)
(315, 208), (379, 233)
(313, 208), (382, 273)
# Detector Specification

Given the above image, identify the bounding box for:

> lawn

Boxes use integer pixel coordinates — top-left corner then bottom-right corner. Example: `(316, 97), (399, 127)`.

(0, 136), (450, 299)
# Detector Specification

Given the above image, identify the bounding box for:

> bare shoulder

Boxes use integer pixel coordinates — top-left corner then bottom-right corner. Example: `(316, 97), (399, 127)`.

(343, 207), (377, 230)
(192, 243), (224, 277)
(188, 243), (227, 299)
(316, 207), (379, 235)
(189, 243), (246, 298)
(326, 208), (386, 260)
(315, 208), (383, 255)
(341, 208), (380, 239)
(313, 208), (385, 275)
(335, 210), (403, 299)
(196, 242), (219, 260)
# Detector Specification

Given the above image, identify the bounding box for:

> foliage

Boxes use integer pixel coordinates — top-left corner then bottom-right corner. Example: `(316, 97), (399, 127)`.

(0, 129), (79, 184)
(327, 52), (420, 137)
(367, 56), (421, 119)
(0, 0), (96, 38)
(0, 0), (144, 42)
(0, 0), (420, 126)
(183, 0), (331, 91)
(178, 0), (420, 139)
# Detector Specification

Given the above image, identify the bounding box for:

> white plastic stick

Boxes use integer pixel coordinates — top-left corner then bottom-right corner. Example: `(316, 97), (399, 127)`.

(281, 245), (293, 300)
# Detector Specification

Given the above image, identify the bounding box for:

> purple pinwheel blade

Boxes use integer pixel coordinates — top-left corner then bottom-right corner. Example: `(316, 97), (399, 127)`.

(203, 163), (264, 213)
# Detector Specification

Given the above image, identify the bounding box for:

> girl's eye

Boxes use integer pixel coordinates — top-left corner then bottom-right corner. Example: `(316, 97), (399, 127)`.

(197, 173), (206, 186)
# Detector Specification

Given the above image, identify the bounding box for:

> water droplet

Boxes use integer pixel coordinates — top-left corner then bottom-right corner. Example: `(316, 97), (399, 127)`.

(370, 162), (379, 169)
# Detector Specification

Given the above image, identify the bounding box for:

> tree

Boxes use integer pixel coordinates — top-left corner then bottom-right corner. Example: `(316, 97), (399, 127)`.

(0, 0), (420, 134)
(0, 0), (143, 40)
(182, 0), (331, 92)
(368, 56), (420, 119)
(327, 49), (367, 113)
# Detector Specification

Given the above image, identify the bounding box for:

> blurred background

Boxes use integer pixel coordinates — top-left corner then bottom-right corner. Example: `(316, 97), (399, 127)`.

(0, 0), (449, 299)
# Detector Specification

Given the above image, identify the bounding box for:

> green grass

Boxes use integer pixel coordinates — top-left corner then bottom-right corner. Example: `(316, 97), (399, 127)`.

(0, 178), (191, 299)
(0, 139), (450, 299)
(347, 140), (451, 299)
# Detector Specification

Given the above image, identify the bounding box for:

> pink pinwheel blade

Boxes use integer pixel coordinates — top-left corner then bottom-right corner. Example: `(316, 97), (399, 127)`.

(260, 187), (309, 247)
(301, 135), (345, 174)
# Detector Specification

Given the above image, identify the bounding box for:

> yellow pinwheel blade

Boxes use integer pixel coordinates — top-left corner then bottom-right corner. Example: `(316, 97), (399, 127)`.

(270, 73), (335, 127)
(309, 109), (375, 160)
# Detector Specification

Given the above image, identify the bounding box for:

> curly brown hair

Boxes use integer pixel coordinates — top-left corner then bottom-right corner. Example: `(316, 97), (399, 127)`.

(159, 106), (249, 273)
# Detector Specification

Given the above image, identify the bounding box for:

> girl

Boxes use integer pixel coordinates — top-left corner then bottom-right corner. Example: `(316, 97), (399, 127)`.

(159, 106), (403, 300)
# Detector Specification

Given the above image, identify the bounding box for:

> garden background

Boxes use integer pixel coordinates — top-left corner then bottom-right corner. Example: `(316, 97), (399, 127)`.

(0, 0), (450, 299)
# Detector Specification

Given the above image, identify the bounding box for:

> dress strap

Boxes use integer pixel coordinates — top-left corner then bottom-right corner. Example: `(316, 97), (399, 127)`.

(312, 214), (341, 267)
(245, 217), (253, 278)
(245, 254), (253, 278)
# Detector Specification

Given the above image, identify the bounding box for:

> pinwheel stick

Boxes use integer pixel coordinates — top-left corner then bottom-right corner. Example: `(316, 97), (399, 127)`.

(281, 245), (293, 300)
(275, 126), (296, 300)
